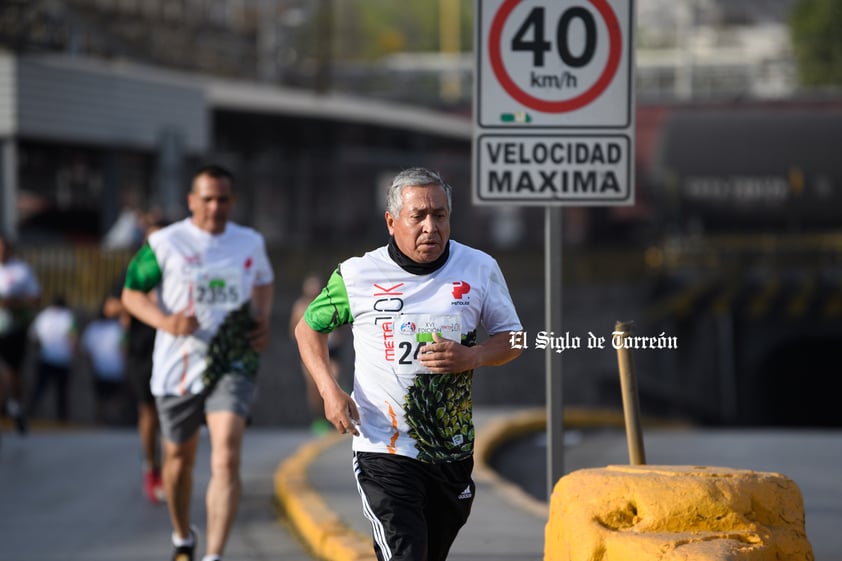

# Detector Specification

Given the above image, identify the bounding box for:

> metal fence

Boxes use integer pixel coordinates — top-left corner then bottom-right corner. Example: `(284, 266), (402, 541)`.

(18, 246), (134, 314)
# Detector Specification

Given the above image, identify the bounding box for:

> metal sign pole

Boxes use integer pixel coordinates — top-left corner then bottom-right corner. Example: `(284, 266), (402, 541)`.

(546, 206), (564, 498)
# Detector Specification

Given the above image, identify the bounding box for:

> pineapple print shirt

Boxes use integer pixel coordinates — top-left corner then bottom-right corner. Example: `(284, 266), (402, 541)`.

(124, 218), (274, 396)
(303, 240), (522, 463)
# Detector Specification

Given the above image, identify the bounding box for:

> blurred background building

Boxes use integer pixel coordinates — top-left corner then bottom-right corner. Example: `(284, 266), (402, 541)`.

(1, 0), (841, 427)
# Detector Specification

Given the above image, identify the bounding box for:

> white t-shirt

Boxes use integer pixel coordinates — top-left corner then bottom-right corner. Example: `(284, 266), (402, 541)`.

(82, 319), (125, 381)
(31, 306), (76, 366)
(124, 218), (274, 396)
(0, 257), (41, 335)
(304, 240), (522, 463)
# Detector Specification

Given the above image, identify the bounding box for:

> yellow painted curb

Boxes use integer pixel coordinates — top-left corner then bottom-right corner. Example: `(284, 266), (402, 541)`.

(274, 433), (375, 561)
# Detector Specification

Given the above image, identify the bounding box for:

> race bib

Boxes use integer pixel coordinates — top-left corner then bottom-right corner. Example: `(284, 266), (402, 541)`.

(394, 314), (461, 375)
(193, 268), (242, 313)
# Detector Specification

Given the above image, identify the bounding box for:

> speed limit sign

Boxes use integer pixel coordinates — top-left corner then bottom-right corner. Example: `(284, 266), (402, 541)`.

(478, 0), (633, 128)
(473, 0), (635, 205)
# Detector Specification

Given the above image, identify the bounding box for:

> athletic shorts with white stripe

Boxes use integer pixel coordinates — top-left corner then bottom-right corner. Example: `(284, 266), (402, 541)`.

(353, 451), (475, 561)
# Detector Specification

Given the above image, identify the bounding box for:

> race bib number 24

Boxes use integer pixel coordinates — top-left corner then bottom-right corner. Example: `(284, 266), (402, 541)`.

(394, 314), (461, 374)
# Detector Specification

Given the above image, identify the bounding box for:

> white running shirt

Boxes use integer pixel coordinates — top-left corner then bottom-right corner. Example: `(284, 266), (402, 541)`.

(304, 240), (522, 463)
(31, 306), (77, 366)
(82, 319), (125, 381)
(124, 218), (274, 396)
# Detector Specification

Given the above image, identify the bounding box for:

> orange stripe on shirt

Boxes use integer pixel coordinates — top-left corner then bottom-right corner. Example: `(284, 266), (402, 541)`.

(386, 402), (399, 454)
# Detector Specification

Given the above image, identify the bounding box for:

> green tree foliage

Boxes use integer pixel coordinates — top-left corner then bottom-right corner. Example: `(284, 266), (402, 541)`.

(314, 0), (474, 62)
(790, 0), (842, 85)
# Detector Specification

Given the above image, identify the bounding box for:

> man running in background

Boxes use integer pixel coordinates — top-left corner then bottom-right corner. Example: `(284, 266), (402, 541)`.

(0, 234), (41, 435)
(122, 165), (275, 561)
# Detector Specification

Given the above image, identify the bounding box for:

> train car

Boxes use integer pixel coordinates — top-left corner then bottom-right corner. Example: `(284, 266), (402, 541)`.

(639, 98), (842, 427)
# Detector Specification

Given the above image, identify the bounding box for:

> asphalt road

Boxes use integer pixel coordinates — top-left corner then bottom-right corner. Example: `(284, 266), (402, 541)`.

(4, 420), (839, 560)
(0, 426), (316, 561)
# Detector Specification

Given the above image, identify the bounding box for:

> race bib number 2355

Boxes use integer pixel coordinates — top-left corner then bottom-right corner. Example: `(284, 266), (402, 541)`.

(193, 268), (241, 312)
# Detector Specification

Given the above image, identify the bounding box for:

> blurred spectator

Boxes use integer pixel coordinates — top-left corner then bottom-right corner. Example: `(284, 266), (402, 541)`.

(0, 234), (41, 434)
(81, 312), (128, 425)
(27, 295), (78, 424)
(102, 192), (161, 250)
(103, 217), (168, 503)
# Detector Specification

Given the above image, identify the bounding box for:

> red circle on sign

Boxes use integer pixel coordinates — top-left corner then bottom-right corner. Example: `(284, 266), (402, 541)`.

(489, 0), (622, 113)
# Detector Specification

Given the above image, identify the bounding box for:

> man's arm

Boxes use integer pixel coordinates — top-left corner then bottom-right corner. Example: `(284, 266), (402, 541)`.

(248, 282), (274, 352)
(294, 317), (359, 435)
(120, 241), (197, 335)
(121, 288), (197, 336)
(102, 295), (124, 320)
(419, 331), (522, 374)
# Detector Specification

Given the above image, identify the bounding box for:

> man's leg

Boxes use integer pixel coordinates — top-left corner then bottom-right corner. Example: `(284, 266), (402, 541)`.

(138, 401), (164, 502)
(204, 410), (246, 557)
(139, 401), (161, 467)
(55, 365), (70, 423)
(2, 331), (29, 434)
(163, 432), (200, 541)
(2, 330), (29, 425)
(26, 361), (50, 419)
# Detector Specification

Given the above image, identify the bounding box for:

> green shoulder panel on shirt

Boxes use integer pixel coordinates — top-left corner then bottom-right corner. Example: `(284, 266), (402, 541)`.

(124, 243), (163, 292)
(303, 267), (353, 333)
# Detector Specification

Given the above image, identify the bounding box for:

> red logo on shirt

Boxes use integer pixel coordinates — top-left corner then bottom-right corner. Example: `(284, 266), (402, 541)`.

(372, 282), (405, 361)
(452, 281), (471, 300)
(244, 257), (253, 270)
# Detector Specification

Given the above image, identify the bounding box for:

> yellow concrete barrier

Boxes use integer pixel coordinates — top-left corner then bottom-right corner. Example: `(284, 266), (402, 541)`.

(544, 464), (814, 561)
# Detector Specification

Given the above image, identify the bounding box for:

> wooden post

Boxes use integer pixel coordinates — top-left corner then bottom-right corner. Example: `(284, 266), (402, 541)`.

(615, 320), (646, 465)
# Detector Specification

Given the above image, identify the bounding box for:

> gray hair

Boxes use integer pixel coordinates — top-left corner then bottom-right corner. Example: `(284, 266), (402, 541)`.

(385, 167), (453, 216)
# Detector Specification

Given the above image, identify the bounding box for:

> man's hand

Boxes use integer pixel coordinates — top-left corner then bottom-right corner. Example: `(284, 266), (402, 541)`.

(248, 316), (270, 352)
(418, 333), (478, 374)
(419, 331), (522, 373)
(161, 309), (199, 336)
(322, 385), (360, 436)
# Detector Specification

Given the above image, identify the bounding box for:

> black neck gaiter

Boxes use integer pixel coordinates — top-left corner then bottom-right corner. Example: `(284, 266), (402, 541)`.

(387, 236), (450, 275)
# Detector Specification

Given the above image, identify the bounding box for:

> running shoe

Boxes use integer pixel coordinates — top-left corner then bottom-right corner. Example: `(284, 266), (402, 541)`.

(153, 469), (166, 503)
(144, 468), (165, 504)
(171, 528), (196, 561)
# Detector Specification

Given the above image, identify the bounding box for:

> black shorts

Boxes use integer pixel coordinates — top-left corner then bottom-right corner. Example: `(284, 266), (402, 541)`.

(125, 355), (154, 404)
(353, 451), (475, 561)
(0, 329), (29, 371)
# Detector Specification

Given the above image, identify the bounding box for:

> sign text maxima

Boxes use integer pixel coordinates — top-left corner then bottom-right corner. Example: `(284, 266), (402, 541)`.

(477, 134), (631, 204)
